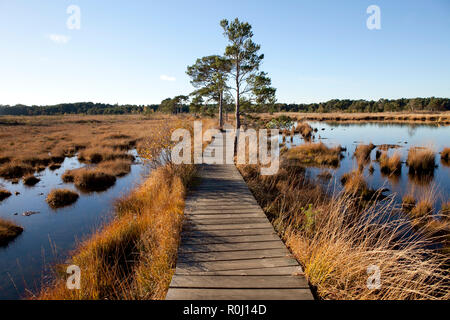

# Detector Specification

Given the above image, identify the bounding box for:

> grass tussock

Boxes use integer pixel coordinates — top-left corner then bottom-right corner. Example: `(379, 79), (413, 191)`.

(0, 161), (34, 179)
(379, 152), (402, 175)
(340, 171), (373, 199)
(286, 142), (342, 167)
(239, 163), (450, 300)
(0, 189), (12, 201)
(295, 122), (313, 139)
(78, 147), (134, 164)
(38, 163), (196, 300)
(410, 200), (434, 219)
(98, 159), (132, 177)
(406, 147), (436, 175)
(0, 114), (186, 179)
(0, 218), (23, 246)
(62, 168), (116, 192)
(441, 148), (450, 165)
(354, 143), (375, 165)
(23, 174), (40, 186)
(401, 195), (416, 213)
(46, 189), (79, 209)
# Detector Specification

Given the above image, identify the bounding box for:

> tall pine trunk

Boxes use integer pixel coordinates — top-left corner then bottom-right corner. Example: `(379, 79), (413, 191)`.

(219, 91), (223, 130)
(235, 69), (240, 130)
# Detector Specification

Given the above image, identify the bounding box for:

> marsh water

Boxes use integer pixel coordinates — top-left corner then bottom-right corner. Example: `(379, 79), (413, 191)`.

(280, 122), (450, 211)
(0, 150), (147, 300)
(0, 122), (449, 300)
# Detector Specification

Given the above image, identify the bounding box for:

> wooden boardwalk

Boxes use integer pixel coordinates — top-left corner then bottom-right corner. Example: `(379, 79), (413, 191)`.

(166, 133), (313, 300)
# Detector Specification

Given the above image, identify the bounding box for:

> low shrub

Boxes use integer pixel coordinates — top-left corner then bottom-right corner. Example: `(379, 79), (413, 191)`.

(46, 189), (79, 208)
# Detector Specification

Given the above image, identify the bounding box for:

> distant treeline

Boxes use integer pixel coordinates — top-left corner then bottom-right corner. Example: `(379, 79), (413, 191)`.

(273, 97), (450, 113)
(0, 102), (159, 116)
(1, 97), (449, 116)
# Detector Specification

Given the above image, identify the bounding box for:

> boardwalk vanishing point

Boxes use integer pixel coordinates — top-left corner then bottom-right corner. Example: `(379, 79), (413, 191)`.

(166, 133), (313, 300)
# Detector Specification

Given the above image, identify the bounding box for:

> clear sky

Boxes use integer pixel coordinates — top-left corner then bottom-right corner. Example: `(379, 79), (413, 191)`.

(0, 0), (449, 106)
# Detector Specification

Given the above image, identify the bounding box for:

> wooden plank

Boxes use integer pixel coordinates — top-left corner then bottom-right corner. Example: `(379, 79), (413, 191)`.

(186, 213), (266, 220)
(180, 266), (304, 276)
(184, 222), (273, 231)
(170, 275), (309, 288)
(176, 257), (299, 273)
(185, 217), (268, 225)
(186, 209), (264, 215)
(181, 234), (281, 245)
(182, 228), (276, 237)
(179, 241), (287, 253)
(166, 288), (314, 300)
(178, 248), (290, 262)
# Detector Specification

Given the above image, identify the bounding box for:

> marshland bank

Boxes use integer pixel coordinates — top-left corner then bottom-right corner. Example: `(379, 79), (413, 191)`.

(251, 111), (450, 125)
(1, 113), (449, 300)
(0, 114), (191, 299)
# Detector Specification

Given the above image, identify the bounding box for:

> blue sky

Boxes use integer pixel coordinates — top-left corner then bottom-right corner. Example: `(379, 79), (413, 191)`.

(0, 0), (449, 105)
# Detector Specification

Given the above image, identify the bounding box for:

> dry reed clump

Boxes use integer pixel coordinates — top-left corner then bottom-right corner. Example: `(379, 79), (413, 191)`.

(0, 114), (182, 179)
(354, 143), (375, 165)
(410, 200), (434, 219)
(441, 202), (450, 216)
(401, 195), (416, 213)
(441, 148), (450, 164)
(38, 163), (196, 300)
(406, 147), (436, 175)
(23, 174), (40, 186)
(379, 152), (402, 175)
(0, 189), (12, 201)
(239, 163), (450, 300)
(46, 189), (79, 209)
(0, 218), (23, 246)
(295, 122), (313, 138)
(0, 161), (34, 179)
(98, 159), (132, 177)
(340, 171), (372, 198)
(285, 195), (449, 300)
(78, 147), (134, 164)
(286, 142), (343, 167)
(63, 168), (116, 192)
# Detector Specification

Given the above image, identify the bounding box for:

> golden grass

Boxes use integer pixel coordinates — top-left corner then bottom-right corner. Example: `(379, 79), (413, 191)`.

(0, 189), (12, 201)
(286, 142), (342, 167)
(0, 218), (23, 246)
(98, 159), (132, 177)
(38, 163), (196, 300)
(410, 200), (434, 219)
(401, 195), (416, 213)
(0, 161), (34, 179)
(256, 111), (450, 125)
(23, 174), (40, 186)
(63, 168), (116, 192)
(239, 163), (450, 300)
(379, 152), (402, 175)
(46, 189), (79, 209)
(0, 114), (189, 180)
(354, 143), (375, 166)
(340, 170), (371, 197)
(441, 148), (450, 161)
(295, 122), (313, 138)
(78, 147), (134, 164)
(406, 147), (436, 175)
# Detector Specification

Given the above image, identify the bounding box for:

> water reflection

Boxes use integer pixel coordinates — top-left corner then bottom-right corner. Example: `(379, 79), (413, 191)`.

(279, 122), (450, 210)
(0, 150), (147, 299)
